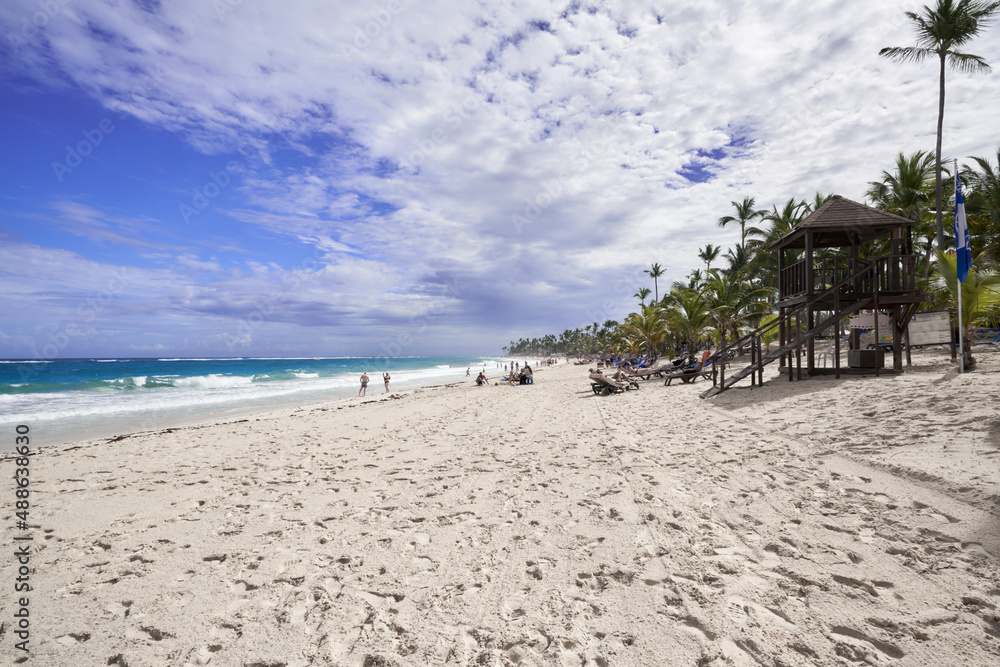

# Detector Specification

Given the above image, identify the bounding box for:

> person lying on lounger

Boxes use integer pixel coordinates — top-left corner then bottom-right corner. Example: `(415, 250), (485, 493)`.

(589, 368), (628, 388)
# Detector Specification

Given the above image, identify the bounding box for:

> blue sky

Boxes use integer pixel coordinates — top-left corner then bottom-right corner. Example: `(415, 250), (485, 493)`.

(1, 0), (998, 359)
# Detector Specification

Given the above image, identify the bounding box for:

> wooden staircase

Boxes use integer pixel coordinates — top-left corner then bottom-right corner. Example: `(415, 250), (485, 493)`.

(700, 260), (907, 399)
(700, 297), (872, 398)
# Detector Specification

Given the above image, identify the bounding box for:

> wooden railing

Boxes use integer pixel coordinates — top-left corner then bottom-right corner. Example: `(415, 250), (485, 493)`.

(780, 255), (917, 299)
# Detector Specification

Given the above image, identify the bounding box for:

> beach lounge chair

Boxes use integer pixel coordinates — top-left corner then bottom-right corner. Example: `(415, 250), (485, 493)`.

(589, 371), (639, 395)
(663, 351), (712, 386)
(626, 362), (670, 380)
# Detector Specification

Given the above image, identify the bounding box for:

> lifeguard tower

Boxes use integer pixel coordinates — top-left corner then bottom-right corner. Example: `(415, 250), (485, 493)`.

(702, 196), (926, 398)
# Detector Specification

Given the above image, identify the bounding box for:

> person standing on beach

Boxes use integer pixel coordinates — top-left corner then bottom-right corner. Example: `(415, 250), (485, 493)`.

(359, 372), (369, 396)
(383, 372), (390, 393)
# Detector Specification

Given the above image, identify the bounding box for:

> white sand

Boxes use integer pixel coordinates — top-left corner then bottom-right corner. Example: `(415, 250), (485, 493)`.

(3, 352), (999, 666)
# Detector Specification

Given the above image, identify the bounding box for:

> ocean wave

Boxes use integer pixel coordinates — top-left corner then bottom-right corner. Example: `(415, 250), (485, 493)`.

(171, 374), (255, 389)
(293, 372), (319, 378)
(157, 358), (246, 362)
(0, 360), (53, 363)
(101, 376), (148, 389)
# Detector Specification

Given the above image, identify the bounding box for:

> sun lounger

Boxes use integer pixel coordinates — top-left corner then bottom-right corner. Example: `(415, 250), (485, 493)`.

(625, 362), (670, 380)
(663, 351), (712, 386)
(589, 371), (639, 395)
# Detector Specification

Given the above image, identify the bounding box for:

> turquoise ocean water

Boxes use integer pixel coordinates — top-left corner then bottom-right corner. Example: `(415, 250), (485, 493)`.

(0, 356), (501, 449)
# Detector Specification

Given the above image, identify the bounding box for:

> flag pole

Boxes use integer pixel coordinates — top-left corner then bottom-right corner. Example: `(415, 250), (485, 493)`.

(957, 266), (964, 374)
(955, 159), (964, 374)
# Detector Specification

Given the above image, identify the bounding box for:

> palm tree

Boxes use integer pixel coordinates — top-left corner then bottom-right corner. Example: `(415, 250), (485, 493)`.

(634, 286), (651, 307)
(698, 244), (721, 272)
(718, 196), (766, 252)
(644, 262), (665, 302)
(880, 0), (1000, 250)
(702, 269), (771, 345)
(672, 268), (704, 292)
(663, 287), (713, 353)
(808, 192), (835, 213)
(746, 198), (810, 292)
(724, 244), (751, 275)
(963, 147), (1000, 261)
(621, 305), (666, 360)
(866, 150), (938, 275)
(933, 248), (1000, 369)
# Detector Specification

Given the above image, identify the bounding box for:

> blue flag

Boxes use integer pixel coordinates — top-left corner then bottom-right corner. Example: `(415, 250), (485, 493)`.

(954, 174), (971, 282)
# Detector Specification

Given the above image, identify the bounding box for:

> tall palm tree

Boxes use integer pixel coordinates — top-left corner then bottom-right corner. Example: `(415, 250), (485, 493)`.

(634, 286), (651, 308)
(644, 262), (665, 302)
(866, 150), (938, 275)
(880, 0), (1000, 250)
(698, 244), (721, 272)
(718, 196), (766, 252)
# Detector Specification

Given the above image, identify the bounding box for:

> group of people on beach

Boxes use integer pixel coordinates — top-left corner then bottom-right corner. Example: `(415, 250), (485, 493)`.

(357, 360), (548, 395)
(358, 371), (391, 396)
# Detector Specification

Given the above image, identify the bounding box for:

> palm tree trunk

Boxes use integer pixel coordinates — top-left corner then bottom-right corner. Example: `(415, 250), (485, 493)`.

(934, 50), (946, 250)
(922, 236), (933, 279)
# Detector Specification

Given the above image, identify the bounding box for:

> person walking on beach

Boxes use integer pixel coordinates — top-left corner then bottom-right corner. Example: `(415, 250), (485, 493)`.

(383, 372), (390, 393)
(466, 367), (470, 377)
(359, 372), (369, 396)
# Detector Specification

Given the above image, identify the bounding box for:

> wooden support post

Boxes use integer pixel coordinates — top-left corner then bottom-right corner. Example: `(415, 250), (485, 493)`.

(892, 306), (903, 373)
(807, 308), (815, 375)
(795, 312), (802, 381)
(758, 336), (764, 386)
(873, 264), (881, 378)
(750, 335), (756, 388)
(834, 288), (841, 380)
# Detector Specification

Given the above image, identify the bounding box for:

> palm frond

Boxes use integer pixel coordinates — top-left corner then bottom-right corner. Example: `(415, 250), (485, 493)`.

(879, 45), (933, 63)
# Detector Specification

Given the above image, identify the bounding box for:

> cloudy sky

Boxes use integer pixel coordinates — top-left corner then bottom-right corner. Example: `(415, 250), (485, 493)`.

(1, 0), (998, 358)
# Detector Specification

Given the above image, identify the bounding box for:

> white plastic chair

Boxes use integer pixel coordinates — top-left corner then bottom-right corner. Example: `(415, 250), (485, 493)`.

(818, 339), (835, 367)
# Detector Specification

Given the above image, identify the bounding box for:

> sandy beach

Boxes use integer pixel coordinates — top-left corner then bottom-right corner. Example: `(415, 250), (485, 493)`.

(3, 351), (999, 666)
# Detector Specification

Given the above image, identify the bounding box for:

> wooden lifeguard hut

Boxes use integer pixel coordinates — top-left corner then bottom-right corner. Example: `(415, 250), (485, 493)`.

(702, 196), (926, 398)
